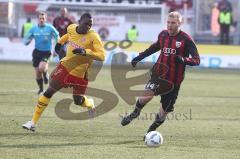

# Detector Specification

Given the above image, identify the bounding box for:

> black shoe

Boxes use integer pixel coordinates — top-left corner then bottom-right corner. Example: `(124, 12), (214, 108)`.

(147, 114), (165, 133)
(43, 72), (49, 84)
(121, 109), (140, 126)
(121, 116), (133, 126)
(38, 89), (43, 95)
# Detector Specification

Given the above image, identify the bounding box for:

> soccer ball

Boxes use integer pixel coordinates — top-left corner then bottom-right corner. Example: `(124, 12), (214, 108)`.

(144, 131), (163, 147)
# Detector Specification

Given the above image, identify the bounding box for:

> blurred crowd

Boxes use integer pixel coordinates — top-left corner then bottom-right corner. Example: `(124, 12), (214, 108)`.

(211, 0), (235, 44)
(71, 0), (193, 9)
(4, 0), (239, 45)
(60, 0), (193, 13)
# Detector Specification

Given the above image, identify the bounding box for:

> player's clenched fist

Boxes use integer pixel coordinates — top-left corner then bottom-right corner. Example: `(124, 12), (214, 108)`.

(72, 48), (87, 56)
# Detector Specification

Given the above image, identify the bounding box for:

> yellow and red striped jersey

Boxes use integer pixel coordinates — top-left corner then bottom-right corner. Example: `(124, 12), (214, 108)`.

(58, 24), (105, 78)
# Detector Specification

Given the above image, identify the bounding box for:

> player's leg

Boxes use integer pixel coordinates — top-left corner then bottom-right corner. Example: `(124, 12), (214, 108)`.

(39, 61), (49, 84)
(225, 25), (230, 44)
(73, 95), (95, 117)
(220, 24), (224, 44)
(22, 83), (59, 131)
(121, 77), (161, 126)
(146, 107), (168, 133)
(34, 67), (44, 94)
(71, 75), (95, 117)
(32, 50), (44, 94)
(121, 76), (162, 126)
(73, 94), (94, 109)
(22, 63), (66, 131)
(39, 52), (51, 85)
(121, 89), (154, 126)
(31, 81), (61, 124)
(146, 86), (180, 133)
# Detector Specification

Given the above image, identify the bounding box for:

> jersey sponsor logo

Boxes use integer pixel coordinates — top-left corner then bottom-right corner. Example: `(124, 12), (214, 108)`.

(162, 47), (176, 56)
(176, 41), (181, 48)
(68, 41), (79, 49)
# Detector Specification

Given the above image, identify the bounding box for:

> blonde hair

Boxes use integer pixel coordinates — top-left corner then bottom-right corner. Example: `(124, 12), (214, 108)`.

(168, 11), (182, 23)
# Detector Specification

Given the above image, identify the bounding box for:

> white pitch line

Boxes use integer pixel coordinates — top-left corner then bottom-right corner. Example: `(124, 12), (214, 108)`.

(0, 89), (37, 93)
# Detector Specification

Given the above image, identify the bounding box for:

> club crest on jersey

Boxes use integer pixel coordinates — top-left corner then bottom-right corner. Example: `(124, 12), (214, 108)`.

(176, 41), (181, 48)
(81, 37), (86, 42)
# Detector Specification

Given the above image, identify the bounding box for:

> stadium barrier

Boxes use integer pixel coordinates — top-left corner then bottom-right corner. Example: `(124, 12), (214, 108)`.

(0, 37), (240, 69)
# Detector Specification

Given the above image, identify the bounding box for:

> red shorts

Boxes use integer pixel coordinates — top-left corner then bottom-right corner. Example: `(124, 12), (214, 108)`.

(50, 63), (88, 95)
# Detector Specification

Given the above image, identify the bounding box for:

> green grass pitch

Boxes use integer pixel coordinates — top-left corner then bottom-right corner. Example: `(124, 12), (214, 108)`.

(0, 62), (239, 159)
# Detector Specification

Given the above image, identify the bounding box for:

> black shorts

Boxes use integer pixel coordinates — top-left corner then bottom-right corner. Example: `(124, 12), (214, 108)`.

(32, 49), (51, 67)
(145, 76), (180, 112)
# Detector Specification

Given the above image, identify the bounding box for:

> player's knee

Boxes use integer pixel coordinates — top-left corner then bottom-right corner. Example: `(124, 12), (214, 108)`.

(38, 64), (48, 72)
(43, 88), (55, 98)
(141, 95), (153, 104)
(38, 67), (46, 73)
(73, 95), (85, 105)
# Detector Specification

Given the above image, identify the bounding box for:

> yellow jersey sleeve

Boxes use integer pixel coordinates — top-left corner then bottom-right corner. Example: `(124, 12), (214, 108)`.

(85, 32), (105, 61)
(58, 34), (69, 45)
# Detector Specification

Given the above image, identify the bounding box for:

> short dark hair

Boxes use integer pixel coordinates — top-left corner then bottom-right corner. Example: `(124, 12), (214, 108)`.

(80, 13), (92, 21)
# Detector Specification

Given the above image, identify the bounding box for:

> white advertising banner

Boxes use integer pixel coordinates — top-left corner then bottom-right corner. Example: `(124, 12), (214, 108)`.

(199, 54), (240, 68)
(1, 37), (240, 69)
(92, 15), (126, 41)
(105, 49), (240, 69)
(0, 38), (34, 61)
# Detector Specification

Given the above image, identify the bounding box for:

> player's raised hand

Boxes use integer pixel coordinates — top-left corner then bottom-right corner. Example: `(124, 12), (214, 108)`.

(24, 39), (32, 46)
(175, 55), (185, 64)
(72, 48), (86, 56)
(54, 43), (62, 55)
(131, 56), (141, 67)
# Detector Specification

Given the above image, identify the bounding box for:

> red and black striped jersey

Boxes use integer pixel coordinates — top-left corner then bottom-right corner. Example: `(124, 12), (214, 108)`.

(53, 16), (73, 37)
(139, 30), (200, 86)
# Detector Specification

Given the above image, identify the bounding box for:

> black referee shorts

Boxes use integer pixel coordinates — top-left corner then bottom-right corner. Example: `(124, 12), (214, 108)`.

(32, 49), (51, 67)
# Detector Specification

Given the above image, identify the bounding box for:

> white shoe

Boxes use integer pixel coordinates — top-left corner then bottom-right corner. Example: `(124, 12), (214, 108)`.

(87, 98), (96, 118)
(22, 121), (36, 132)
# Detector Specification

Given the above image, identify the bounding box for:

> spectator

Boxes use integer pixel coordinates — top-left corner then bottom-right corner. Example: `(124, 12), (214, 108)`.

(126, 25), (139, 42)
(165, 0), (192, 12)
(128, 0), (135, 3)
(218, 0), (232, 12)
(218, 5), (233, 44)
(211, 2), (220, 36)
(53, 7), (73, 59)
(21, 17), (34, 38)
(53, 7), (73, 37)
(98, 27), (109, 40)
(165, 0), (183, 12)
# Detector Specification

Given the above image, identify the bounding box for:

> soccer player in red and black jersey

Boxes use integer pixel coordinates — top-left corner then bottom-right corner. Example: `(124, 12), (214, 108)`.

(121, 11), (200, 137)
(53, 7), (73, 59)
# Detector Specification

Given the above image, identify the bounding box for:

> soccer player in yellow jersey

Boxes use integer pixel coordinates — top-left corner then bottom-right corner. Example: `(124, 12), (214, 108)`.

(22, 13), (105, 131)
